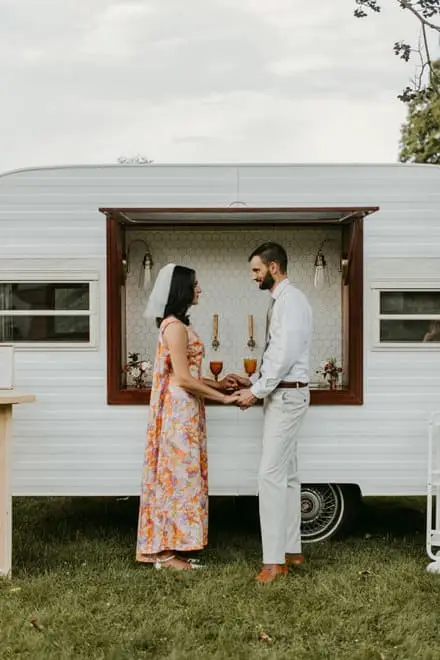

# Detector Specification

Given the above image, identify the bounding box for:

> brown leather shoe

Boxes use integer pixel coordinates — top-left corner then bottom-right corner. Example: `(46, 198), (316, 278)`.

(285, 553), (305, 566)
(255, 564), (288, 584)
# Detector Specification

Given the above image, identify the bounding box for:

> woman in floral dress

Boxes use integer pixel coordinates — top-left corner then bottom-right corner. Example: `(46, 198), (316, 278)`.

(136, 264), (239, 571)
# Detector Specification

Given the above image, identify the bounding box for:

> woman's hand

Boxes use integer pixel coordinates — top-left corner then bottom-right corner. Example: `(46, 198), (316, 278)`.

(223, 392), (241, 405)
(228, 374), (252, 389)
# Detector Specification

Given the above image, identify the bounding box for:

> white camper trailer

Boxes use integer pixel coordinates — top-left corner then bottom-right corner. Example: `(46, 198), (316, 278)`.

(1, 162), (439, 544)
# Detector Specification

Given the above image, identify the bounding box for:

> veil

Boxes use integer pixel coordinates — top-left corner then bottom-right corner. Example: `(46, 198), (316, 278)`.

(143, 263), (176, 319)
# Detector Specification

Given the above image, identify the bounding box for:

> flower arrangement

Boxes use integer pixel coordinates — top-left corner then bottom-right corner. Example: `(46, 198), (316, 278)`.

(316, 357), (343, 389)
(122, 352), (153, 389)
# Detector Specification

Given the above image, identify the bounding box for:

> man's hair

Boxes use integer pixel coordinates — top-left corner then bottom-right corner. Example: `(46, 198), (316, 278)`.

(248, 242), (288, 274)
(156, 265), (196, 328)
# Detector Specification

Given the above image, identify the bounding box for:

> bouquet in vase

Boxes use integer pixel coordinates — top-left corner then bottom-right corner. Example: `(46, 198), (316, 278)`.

(122, 352), (153, 389)
(316, 357), (343, 390)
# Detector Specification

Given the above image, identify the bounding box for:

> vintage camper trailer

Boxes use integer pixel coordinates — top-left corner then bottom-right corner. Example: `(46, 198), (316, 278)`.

(1, 162), (439, 543)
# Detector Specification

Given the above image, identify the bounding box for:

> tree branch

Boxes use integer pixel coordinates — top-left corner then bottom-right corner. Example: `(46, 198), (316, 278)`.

(354, 0), (440, 100)
(400, 1), (440, 33)
(413, 32), (429, 90)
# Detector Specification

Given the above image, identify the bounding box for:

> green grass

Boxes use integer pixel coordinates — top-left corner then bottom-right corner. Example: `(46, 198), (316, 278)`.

(1, 495), (439, 659)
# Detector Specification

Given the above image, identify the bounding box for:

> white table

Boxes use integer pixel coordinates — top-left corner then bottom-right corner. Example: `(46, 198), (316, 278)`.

(0, 392), (35, 578)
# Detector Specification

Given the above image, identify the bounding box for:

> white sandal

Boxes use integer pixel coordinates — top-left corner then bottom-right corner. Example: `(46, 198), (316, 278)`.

(153, 554), (176, 570)
(186, 560), (204, 569)
(153, 555), (204, 570)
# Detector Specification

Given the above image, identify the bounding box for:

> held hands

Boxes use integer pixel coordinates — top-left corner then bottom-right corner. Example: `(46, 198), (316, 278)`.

(219, 374), (257, 408)
(223, 392), (241, 405)
(219, 374), (251, 391)
(235, 388), (258, 410)
(222, 387), (257, 408)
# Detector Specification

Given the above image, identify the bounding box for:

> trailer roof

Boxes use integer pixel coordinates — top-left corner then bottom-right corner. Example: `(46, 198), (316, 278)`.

(0, 161), (439, 181)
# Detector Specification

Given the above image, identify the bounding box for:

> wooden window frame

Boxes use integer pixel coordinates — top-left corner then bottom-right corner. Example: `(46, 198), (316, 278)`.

(106, 211), (365, 406)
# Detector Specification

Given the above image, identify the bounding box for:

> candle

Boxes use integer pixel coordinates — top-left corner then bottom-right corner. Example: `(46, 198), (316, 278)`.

(248, 314), (254, 337)
(213, 314), (218, 338)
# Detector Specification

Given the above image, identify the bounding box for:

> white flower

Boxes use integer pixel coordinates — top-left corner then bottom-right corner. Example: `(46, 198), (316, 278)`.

(141, 360), (152, 372)
(131, 367), (141, 378)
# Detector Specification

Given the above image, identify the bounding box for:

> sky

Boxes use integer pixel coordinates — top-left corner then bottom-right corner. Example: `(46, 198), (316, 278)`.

(1, 0), (438, 172)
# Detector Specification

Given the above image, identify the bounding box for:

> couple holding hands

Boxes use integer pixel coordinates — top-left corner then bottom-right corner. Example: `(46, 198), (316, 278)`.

(136, 241), (312, 584)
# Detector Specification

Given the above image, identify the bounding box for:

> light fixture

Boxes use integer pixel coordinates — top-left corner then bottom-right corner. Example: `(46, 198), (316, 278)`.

(313, 243), (329, 290)
(313, 238), (345, 290)
(341, 258), (349, 285)
(123, 239), (154, 289)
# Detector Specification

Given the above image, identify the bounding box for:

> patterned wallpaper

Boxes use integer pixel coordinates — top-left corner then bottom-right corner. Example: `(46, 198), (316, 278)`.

(124, 227), (343, 384)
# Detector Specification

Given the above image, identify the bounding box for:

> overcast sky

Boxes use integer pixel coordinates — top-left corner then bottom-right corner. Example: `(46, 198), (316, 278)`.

(1, 0), (437, 172)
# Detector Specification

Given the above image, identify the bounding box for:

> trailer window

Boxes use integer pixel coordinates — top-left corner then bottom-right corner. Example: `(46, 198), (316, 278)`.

(378, 291), (440, 344)
(105, 210), (368, 406)
(0, 282), (97, 346)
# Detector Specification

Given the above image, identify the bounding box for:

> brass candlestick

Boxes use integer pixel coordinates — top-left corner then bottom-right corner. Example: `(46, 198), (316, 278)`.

(212, 314), (220, 351)
(247, 314), (256, 351)
(247, 336), (256, 351)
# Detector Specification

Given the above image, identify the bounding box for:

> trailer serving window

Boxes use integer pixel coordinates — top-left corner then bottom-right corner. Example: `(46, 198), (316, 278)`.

(371, 286), (440, 348)
(103, 206), (379, 406)
(0, 278), (98, 348)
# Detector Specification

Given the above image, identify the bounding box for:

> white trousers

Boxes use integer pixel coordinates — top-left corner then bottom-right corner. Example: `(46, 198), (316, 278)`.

(258, 387), (310, 564)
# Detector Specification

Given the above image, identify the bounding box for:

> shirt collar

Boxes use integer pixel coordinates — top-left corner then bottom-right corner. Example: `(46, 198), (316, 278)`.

(271, 278), (289, 300)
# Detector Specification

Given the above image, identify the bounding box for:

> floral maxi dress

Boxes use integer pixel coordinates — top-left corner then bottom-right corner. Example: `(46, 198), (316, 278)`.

(136, 317), (208, 561)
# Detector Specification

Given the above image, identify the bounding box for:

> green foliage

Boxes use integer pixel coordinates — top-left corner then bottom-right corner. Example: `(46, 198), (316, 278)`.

(399, 60), (440, 164)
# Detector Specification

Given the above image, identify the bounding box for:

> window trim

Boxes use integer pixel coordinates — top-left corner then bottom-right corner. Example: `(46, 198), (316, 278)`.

(106, 210), (367, 406)
(0, 272), (99, 350)
(370, 280), (440, 350)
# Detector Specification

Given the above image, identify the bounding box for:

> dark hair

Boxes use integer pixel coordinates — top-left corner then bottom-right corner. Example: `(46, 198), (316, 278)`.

(156, 265), (196, 327)
(248, 242), (288, 274)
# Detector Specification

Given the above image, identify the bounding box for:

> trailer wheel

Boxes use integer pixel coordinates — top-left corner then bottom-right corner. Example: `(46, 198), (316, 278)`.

(300, 484), (360, 543)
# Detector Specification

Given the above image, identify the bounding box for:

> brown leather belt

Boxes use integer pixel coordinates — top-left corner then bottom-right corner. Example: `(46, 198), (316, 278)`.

(277, 381), (308, 389)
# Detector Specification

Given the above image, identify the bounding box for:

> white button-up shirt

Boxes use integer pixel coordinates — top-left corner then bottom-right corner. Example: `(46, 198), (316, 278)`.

(250, 278), (312, 399)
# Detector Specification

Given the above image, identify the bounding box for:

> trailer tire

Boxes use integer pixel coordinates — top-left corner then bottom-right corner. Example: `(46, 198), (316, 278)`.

(300, 483), (361, 544)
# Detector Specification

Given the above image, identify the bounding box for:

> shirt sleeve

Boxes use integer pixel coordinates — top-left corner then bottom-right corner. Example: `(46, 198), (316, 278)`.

(249, 372), (259, 385)
(250, 295), (307, 399)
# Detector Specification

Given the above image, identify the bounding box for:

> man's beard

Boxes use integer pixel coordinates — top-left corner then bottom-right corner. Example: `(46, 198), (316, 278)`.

(259, 271), (275, 290)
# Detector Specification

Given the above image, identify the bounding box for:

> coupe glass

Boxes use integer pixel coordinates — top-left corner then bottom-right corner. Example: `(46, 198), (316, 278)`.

(243, 357), (257, 377)
(209, 360), (223, 382)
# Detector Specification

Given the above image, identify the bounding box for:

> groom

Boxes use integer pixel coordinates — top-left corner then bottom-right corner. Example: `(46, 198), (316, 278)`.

(232, 242), (312, 584)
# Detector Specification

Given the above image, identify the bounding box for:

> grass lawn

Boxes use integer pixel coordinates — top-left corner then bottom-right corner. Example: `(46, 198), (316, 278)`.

(1, 495), (439, 660)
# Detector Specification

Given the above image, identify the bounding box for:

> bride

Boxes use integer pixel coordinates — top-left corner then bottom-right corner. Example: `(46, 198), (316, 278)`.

(136, 263), (239, 571)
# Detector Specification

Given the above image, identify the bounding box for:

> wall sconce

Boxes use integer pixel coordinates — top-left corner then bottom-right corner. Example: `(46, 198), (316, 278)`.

(313, 239), (346, 290)
(313, 243), (329, 290)
(122, 239), (154, 289)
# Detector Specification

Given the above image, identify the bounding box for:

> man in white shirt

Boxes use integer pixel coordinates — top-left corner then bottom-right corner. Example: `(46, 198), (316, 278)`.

(235, 242), (313, 584)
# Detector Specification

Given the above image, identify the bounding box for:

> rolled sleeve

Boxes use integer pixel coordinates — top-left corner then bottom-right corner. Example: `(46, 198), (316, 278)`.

(249, 372), (259, 385)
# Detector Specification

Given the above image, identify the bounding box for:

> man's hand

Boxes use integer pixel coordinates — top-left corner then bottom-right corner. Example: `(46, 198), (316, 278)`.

(227, 374), (252, 389)
(236, 388), (258, 409)
(219, 374), (252, 391)
(218, 375), (240, 391)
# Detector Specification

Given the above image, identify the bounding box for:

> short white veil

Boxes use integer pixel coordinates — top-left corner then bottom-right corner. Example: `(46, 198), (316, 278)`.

(143, 263), (176, 319)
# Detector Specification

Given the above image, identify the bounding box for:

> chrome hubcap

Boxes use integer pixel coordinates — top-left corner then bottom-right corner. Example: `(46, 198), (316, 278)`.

(301, 485), (342, 540)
